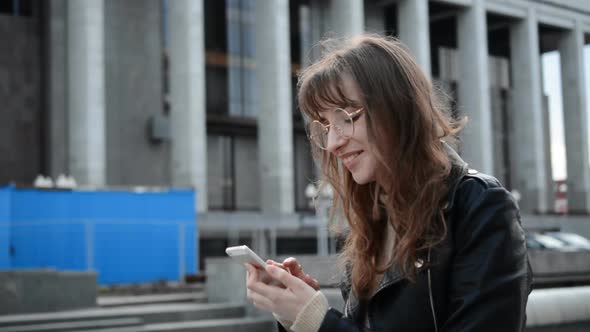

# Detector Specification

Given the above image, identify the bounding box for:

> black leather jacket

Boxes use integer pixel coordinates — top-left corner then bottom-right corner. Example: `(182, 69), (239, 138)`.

(280, 145), (532, 332)
(317, 147), (532, 332)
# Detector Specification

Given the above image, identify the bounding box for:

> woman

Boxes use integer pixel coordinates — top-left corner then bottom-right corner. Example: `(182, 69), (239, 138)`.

(245, 34), (532, 332)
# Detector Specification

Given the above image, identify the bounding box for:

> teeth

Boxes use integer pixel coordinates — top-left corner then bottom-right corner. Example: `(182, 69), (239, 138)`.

(342, 152), (361, 164)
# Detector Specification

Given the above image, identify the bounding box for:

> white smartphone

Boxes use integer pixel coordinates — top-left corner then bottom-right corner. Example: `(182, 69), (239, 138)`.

(225, 245), (268, 269)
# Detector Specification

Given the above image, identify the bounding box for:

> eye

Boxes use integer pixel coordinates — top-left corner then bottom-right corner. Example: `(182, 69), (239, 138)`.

(348, 112), (362, 123)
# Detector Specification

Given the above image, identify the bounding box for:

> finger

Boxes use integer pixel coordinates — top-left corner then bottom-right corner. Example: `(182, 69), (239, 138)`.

(246, 288), (275, 312)
(283, 258), (304, 276)
(248, 276), (286, 299)
(266, 264), (306, 290)
(282, 257), (300, 269)
(258, 269), (275, 285)
(279, 259), (319, 290)
(304, 275), (321, 290)
(245, 264), (259, 285)
(267, 260), (289, 272)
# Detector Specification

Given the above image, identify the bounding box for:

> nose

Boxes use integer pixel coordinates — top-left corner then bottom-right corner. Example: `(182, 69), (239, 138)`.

(325, 126), (347, 154)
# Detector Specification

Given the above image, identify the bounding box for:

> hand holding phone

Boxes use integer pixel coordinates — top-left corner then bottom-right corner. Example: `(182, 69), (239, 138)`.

(226, 245), (284, 286)
(225, 246), (320, 291)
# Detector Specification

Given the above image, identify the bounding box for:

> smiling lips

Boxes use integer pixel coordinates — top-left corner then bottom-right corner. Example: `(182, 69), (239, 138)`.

(340, 151), (362, 168)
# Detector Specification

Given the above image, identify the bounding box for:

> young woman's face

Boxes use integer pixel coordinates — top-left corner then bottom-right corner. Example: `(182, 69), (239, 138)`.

(320, 77), (379, 185)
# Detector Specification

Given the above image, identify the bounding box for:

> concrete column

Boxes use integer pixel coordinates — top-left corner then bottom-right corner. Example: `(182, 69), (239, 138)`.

(255, 0), (294, 214)
(457, 0), (493, 175)
(398, 0), (431, 77)
(46, 0), (68, 178)
(364, 1), (385, 33)
(328, 0), (364, 37)
(509, 9), (550, 213)
(542, 94), (555, 212)
(168, 0), (208, 212)
(299, 4), (313, 68)
(308, 0), (329, 63)
(67, 0), (106, 186)
(226, 0), (241, 117)
(559, 21), (590, 213)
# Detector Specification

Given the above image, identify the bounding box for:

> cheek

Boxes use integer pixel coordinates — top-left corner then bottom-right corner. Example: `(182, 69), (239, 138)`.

(358, 153), (378, 177)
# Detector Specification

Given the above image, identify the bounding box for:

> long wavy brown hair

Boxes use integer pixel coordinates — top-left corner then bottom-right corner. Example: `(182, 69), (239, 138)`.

(298, 35), (461, 300)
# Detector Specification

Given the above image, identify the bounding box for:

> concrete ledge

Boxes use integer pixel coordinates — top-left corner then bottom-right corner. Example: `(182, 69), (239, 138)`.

(0, 303), (245, 327)
(0, 317), (143, 332)
(144, 316), (277, 332)
(529, 251), (590, 275)
(0, 269), (97, 315)
(55, 270), (97, 311)
(97, 293), (207, 307)
(527, 286), (590, 327)
(529, 250), (590, 286)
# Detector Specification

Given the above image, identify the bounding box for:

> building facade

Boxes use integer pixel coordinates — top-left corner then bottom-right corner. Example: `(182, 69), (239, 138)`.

(1, 0), (590, 254)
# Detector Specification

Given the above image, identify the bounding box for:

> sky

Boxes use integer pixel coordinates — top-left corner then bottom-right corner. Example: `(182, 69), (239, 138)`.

(541, 46), (590, 181)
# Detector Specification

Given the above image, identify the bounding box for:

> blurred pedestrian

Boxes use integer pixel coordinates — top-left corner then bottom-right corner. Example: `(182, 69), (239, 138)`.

(245, 34), (532, 332)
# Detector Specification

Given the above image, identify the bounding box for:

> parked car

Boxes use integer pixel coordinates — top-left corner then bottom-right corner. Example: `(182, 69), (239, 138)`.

(545, 232), (590, 251)
(525, 232), (576, 251)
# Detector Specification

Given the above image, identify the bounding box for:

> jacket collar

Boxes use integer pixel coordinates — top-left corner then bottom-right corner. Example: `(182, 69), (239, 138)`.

(441, 141), (470, 213)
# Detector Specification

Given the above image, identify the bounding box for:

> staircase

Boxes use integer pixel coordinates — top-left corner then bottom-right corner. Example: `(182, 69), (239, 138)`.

(0, 283), (277, 332)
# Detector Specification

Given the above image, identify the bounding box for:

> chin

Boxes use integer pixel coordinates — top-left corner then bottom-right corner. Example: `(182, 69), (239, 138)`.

(351, 173), (374, 185)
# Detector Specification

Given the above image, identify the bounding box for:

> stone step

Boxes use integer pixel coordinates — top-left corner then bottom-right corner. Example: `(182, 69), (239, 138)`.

(0, 302), (244, 327)
(99, 283), (204, 297)
(97, 293), (207, 307)
(0, 317), (143, 332)
(144, 316), (277, 332)
(66, 327), (143, 332)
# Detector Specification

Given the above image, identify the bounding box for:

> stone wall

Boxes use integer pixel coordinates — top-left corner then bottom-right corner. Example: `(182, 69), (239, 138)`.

(0, 269), (97, 314)
(0, 15), (41, 185)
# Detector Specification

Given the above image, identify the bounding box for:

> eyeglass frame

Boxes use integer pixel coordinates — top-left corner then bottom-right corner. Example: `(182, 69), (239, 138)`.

(307, 107), (365, 150)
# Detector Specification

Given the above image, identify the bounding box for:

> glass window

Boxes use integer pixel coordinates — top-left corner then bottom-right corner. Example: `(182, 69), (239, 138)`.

(203, 0), (257, 118)
(0, 0), (33, 17)
(226, 0), (257, 118)
(234, 136), (260, 209)
(207, 135), (233, 210)
(206, 66), (229, 115)
(207, 134), (260, 211)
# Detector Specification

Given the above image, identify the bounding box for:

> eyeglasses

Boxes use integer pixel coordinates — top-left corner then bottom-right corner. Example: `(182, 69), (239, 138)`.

(307, 108), (364, 150)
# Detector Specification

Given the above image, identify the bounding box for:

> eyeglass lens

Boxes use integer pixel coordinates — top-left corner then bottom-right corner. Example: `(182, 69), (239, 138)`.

(308, 108), (355, 149)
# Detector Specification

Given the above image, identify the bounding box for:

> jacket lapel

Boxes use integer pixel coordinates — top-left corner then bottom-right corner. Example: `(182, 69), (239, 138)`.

(343, 261), (404, 322)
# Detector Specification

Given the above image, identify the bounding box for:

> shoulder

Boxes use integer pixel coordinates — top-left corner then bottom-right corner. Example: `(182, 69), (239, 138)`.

(454, 169), (517, 212)
(460, 169), (503, 191)
(449, 169), (522, 242)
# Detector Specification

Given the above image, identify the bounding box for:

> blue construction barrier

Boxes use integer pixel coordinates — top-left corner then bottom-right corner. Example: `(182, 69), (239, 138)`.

(0, 185), (197, 285)
(0, 187), (10, 269)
